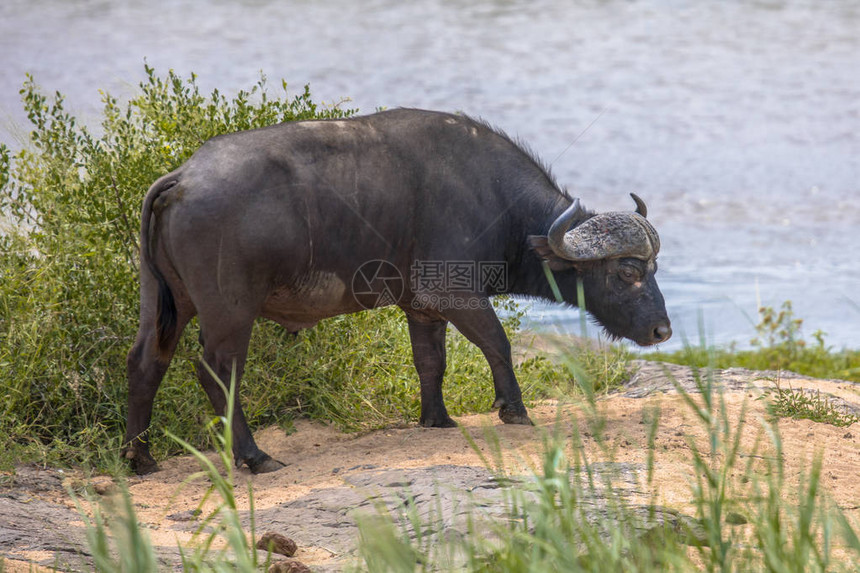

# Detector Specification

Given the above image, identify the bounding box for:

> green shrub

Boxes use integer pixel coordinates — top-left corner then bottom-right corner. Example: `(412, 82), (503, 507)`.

(0, 66), (357, 470)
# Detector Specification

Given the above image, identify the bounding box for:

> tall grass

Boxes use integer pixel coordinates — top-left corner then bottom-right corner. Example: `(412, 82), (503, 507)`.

(70, 343), (860, 572)
(74, 363), (269, 572)
(350, 354), (860, 572)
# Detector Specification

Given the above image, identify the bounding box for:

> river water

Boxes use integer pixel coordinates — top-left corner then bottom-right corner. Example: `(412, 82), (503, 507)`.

(2, 0), (859, 351)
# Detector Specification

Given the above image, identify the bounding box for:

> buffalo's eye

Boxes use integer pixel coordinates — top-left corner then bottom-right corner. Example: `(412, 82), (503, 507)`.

(619, 265), (642, 284)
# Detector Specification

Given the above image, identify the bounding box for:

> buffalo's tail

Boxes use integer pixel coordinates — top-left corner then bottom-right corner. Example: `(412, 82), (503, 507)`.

(140, 173), (179, 352)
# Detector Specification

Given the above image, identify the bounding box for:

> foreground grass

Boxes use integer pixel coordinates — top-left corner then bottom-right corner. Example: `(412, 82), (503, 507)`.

(351, 364), (860, 572)
(72, 353), (860, 572)
(73, 367), (269, 573)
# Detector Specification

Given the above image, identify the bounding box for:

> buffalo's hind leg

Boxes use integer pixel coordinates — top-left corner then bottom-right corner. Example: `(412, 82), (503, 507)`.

(196, 318), (285, 474)
(123, 305), (193, 475)
(404, 311), (457, 428)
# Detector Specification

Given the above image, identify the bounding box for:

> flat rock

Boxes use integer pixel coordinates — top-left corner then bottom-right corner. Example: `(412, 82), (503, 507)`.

(252, 462), (695, 570)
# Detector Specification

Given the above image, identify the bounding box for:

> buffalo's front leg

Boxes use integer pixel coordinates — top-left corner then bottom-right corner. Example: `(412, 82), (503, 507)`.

(404, 312), (457, 427)
(444, 302), (533, 425)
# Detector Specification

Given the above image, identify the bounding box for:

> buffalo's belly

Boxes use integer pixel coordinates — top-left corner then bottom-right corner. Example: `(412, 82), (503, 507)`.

(260, 272), (367, 331)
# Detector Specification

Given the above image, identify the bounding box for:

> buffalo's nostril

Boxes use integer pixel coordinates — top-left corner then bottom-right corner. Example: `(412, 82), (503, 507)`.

(654, 324), (672, 343)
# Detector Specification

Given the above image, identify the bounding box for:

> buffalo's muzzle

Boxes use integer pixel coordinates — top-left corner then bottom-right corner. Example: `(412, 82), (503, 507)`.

(652, 323), (672, 344)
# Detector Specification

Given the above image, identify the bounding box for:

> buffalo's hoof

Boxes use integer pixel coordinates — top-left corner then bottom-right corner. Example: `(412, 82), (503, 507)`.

(498, 405), (534, 426)
(492, 397), (534, 426)
(247, 453), (286, 474)
(123, 448), (160, 475)
(420, 415), (458, 428)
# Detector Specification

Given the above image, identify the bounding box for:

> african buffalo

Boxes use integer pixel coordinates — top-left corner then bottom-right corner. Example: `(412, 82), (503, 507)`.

(123, 109), (671, 474)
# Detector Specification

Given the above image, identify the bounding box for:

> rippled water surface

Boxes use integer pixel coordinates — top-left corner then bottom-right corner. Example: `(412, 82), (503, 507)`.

(2, 0), (858, 349)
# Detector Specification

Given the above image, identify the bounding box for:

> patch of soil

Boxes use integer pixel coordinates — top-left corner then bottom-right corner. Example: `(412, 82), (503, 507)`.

(2, 361), (858, 571)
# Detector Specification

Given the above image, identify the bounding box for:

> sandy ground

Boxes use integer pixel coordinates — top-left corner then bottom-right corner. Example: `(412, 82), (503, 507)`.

(1, 361), (859, 571)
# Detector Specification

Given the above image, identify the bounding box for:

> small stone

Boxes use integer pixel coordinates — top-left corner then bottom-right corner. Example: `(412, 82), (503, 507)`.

(678, 517), (709, 546)
(167, 509), (202, 522)
(257, 532), (298, 557)
(385, 480), (412, 488)
(843, 432), (853, 439)
(268, 559), (311, 573)
(90, 478), (117, 496)
(726, 512), (748, 525)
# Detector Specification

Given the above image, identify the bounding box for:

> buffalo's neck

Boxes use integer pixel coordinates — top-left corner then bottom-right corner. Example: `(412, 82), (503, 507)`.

(505, 252), (575, 302)
(503, 193), (574, 301)
(503, 192), (600, 304)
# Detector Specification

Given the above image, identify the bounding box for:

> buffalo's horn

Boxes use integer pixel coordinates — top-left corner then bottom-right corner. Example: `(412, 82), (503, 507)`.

(547, 198), (586, 257)
(631, 193), (648, 218)
(548, 195), (660, 261)
(559, 213), (660, 261)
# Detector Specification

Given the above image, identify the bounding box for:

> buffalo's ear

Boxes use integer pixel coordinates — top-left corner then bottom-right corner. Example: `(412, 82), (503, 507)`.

(527, 235), (576, 271)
